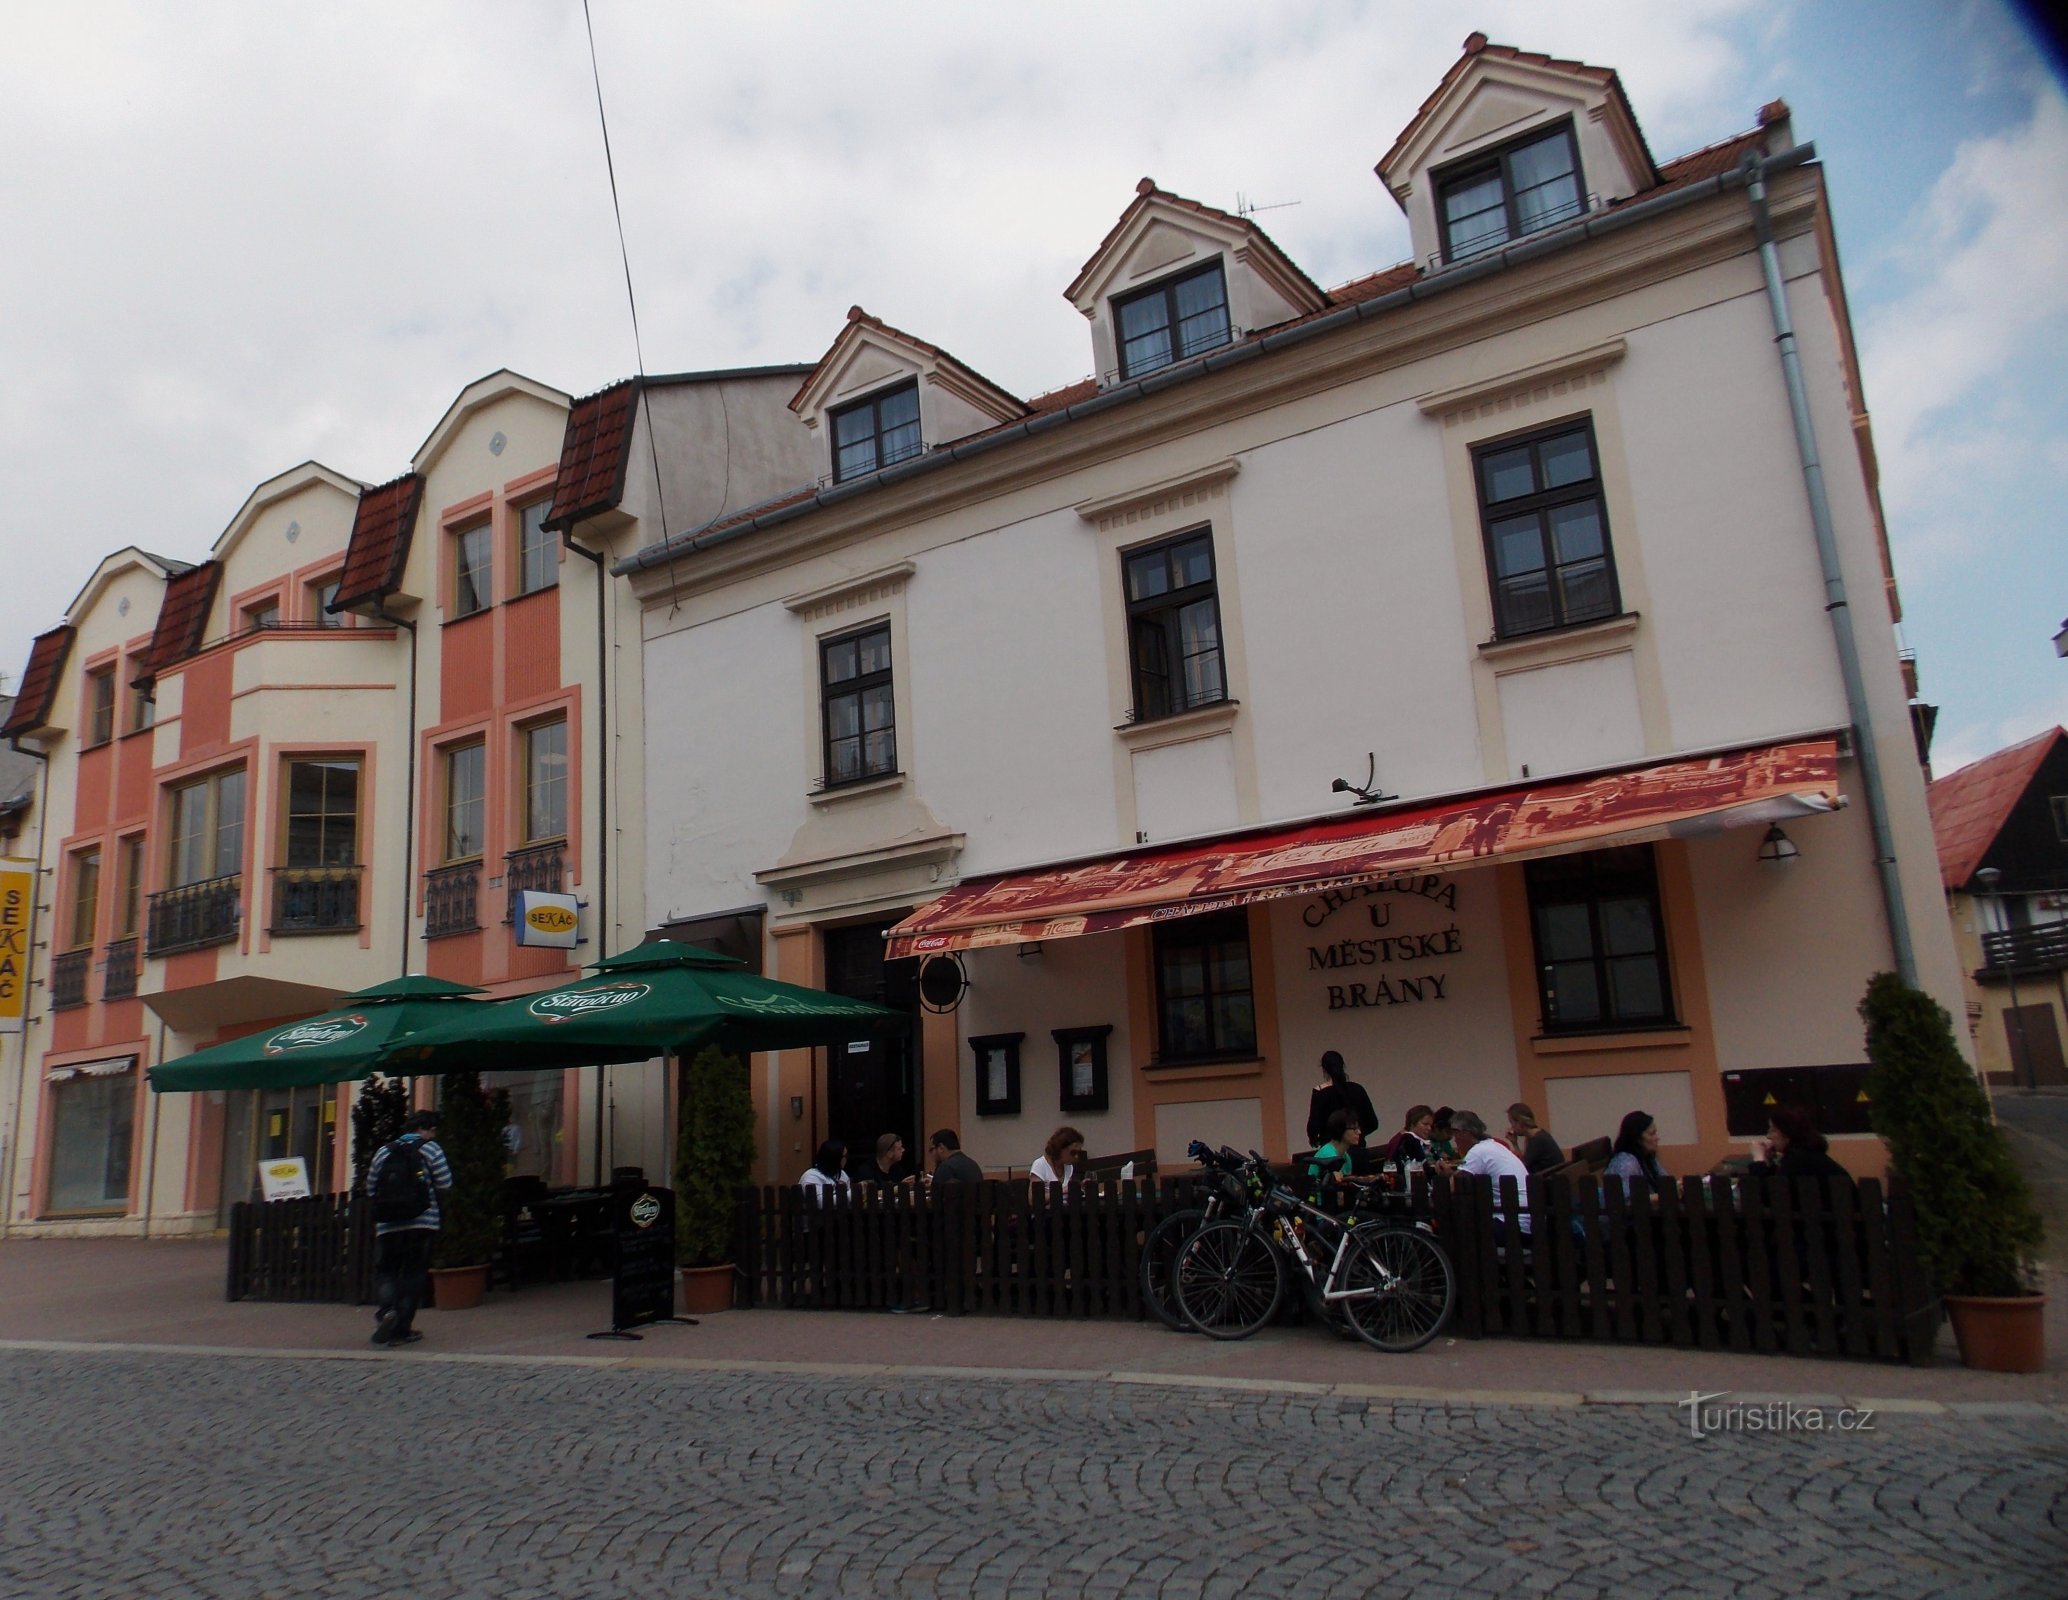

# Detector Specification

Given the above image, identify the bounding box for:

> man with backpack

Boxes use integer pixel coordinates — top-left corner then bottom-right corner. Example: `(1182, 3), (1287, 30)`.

(366, 1109), (454, 1347)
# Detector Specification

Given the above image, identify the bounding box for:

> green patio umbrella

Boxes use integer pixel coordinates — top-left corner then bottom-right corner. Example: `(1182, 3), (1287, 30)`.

(147, 975), (489, 1093)
(373, 939), (907, 1075)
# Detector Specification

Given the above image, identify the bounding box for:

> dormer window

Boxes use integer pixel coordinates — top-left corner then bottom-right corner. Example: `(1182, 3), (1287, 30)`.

(1115, 261), (1232, 380)
(830, 381), (922, 482)
(1436, 122), (1583, 261)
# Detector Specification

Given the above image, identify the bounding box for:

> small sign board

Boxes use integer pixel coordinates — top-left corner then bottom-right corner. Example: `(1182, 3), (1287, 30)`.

(515, 890), (580, 948)
(609, 1182), (679, 1332)
(257, 1156), (311, 1200)
(0, 858), (32, 1034)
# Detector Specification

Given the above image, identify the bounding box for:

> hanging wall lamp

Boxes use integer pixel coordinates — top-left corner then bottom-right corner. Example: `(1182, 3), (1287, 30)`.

(1757, 824), (1800, 865)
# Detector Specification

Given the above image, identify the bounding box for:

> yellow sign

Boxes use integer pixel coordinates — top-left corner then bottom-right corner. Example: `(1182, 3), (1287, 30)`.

(514, 889), (580, 949)
(0, 859), (32, 1034)
(526, 904), (578, 935)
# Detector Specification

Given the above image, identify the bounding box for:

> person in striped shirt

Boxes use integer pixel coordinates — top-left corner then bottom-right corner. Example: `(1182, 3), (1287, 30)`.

(367, 1110), (454, 1347)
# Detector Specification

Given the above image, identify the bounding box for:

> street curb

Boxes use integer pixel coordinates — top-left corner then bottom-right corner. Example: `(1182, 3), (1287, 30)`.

(3, 1338), (2061, 1420)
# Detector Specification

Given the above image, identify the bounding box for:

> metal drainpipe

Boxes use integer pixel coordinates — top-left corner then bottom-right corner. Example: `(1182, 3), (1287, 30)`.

(1, 737), (51, 1238)
(1743, 155), (1920, 988)
(370, 609), (418, 978)
(562, 531), (610, 1182)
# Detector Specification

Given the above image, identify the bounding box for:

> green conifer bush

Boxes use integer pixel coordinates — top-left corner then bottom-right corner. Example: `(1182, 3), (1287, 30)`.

(433, 1069), (512, 1270)
(676, 1046), (756, 1269)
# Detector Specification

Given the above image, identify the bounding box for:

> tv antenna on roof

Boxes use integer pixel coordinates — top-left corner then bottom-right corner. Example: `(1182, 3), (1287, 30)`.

(1236, 192), (1302, 218)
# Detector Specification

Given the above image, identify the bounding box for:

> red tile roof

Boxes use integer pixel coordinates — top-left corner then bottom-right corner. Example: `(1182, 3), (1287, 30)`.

(333, 474), (424, 612)
(1, 625), (76, 737)
(1928, 728), (2065, 889)
(542, 379), (642, 532)
(132, 563), (222, 685)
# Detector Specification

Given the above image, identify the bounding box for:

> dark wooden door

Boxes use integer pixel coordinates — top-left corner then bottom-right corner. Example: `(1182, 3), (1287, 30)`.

(820, 921), (920, 1164)
(2003, 1003), (2067, 1087)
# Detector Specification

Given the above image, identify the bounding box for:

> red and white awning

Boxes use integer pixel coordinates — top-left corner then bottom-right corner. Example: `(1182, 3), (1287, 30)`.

(885, 739), (1841, 958)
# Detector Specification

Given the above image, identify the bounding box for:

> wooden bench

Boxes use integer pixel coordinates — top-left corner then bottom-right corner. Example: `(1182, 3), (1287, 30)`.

(1079, 1147), (1157, 1183)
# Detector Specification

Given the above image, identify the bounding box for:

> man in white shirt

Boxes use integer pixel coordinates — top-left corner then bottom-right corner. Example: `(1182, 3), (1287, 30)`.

(1441, 1108), (1533, 1234)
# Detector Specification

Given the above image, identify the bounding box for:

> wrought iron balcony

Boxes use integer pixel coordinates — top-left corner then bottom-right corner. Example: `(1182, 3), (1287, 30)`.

(146, 875), (242, 956)
(424, 861), (480, 940)
(1978, 922), (2068, 978)
(270, 864), (363, 935)
(503, 839), (566, 924)
(101, 938), (138, 1000)
(51, 949), (90, 1011)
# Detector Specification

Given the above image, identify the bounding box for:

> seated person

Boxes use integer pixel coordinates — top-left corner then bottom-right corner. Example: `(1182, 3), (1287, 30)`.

(1603, 1111), (1671, 1195)
(852, 1131), (914, 1187)
(1382, 1104), (1435, 1164)
(1028, 1126), (1085, 1192)
(798, 1139), (852, 1196)
(1435, 1109), (1534, 1235)
(1752, 1106), (1851, 1181)
(1507, 1102), (1565, 1175)
(1306, 1109), (1364, 1198)
(1427, 1107), (1459, 1164)
(926, 1128), (985, 1185)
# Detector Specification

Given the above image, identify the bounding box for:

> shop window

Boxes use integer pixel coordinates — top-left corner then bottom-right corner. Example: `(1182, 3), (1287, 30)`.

(1153, 909), (1256, 1062)
(482, 1069), (565, 1180)
(820, 624), (896, 787)
(1114, 260), (1231, 378)
(66, 847), (100, 950)
(1124, 529), (1226, 720)
(517, 500), (559, 596)
(1526, 845), (1674, 1033)
(1436, 122), (1583, 262)
(84, 667), (116, 747)
(521, 718), (569, 843)
(46, 1063), (135, 1214)
(453, 522), (493, 617)
(830, 381), (922, 482)
(443, 741), (486, 862)
(1473, 419), (1620, 639)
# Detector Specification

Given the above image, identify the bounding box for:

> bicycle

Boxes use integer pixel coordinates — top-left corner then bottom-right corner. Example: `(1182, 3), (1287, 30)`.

(1173, 1154), (1456, 1353)
(1138, 1143), (1273, 1333)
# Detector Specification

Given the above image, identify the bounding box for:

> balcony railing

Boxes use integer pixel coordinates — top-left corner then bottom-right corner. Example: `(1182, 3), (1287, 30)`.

(270, 864), (363, 935)
(146, 875), (242, 956)
(1979, 922), (2068, 977)
(101, 938), (138, 1001)
(424, 861), (480, 941)
(51, 949), (90, 1011)
(503, 839), (566, 924)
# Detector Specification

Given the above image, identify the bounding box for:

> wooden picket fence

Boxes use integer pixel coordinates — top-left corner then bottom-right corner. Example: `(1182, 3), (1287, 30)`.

(732, 1173), (1939, 1364)
(226, 1194), (375, 1305)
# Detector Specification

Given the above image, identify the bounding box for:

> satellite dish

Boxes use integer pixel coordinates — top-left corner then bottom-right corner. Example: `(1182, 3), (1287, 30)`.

(917, 953), (968, 1013)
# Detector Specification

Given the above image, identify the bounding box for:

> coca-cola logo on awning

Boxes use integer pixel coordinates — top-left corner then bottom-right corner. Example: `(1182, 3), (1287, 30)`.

(529, 981), (651, 1022)
(264, 1014), (369, 1054)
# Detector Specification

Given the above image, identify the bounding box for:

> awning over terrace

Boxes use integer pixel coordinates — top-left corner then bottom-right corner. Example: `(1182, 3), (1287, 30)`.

(884, 738), (1842, 958)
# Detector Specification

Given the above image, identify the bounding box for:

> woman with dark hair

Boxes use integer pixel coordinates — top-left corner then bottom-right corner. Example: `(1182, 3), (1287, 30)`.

(1382, 1104), (1436, 1164)
(1753, 1107), (1851, 1181)
(798, 1139), (852, 1196)
(1305, 1051), (1379, 1149)
(1603, 1111), (1669, 1194)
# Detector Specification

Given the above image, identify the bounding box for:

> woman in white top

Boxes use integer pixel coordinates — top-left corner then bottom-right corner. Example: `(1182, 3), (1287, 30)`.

(1027, 1125), (1085, 1192)
(798, 1139), (852, 1197)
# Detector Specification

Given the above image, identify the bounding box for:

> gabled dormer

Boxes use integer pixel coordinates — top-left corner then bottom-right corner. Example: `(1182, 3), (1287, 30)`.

(1068, 179), (1329, 388)
(791, 308), (1028, 486)
(1378, 33), (1660, 272)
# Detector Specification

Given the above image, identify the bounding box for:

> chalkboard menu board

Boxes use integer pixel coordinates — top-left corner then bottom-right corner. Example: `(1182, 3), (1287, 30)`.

(610, 1183), (678, 1331)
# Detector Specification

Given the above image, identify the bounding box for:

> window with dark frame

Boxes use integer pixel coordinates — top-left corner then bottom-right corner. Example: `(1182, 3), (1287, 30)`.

(970, 1032), (1023, 1117)
(1525, 845), (1674, 1034)
(1473, 419), (1620, 639)
(517, 500), (559, 596)
(114, 836), (143, 939)
(1436, 122), (1584, 262)
(521, 718), (568, 843)
(243, 599), (280, 633)
(830, 380), (922, 483)
(284, 758), (361, 868)
(453, 522), (493, 617)
(1114, 260), (1232, 379)
(167, 768), (246, 887)
(1153, 909), (1256, 1063)
(819, 624), (896, 787)
(67, 848), (100, 950)
(85, 667), (115, 747)
(1124, 529), (1226, 721)
(1054, 1025), (1112, 1115)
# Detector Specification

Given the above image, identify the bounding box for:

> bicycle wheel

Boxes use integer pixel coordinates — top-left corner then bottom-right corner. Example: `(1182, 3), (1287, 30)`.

(1139, 1207), (1207, 1332)
(1338, 1225), (1455, 1353)
(1175, 1220), (1284, 1341)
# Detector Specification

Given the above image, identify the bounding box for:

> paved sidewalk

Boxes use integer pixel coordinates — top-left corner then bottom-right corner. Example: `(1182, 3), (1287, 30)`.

(0, 1236), (2060, 1409)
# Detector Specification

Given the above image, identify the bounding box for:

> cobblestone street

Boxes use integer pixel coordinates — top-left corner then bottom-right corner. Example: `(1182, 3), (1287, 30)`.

(2, 1345), (2063, 1600)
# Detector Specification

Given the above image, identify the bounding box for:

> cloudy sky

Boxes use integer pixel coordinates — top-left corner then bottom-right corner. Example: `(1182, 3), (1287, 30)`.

(2, 0), (2062, 774)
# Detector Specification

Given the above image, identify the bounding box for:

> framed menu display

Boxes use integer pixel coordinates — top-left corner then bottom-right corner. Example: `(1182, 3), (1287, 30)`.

(1053, 1025), (1112, 1115)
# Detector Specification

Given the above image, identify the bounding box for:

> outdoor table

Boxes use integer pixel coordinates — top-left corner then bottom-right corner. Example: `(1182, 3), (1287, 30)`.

(535, 1188), (614, 1279)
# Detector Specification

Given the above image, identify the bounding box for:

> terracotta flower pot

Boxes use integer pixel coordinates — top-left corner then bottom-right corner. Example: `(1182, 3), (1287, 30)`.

(679, 1264), (735, 1315)
(1944, 1293), (2046, 1373)
(429, 1263), (490, 1311)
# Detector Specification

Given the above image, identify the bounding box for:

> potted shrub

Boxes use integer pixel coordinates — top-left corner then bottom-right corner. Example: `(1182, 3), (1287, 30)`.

(429, 1070), (511, 1310)
(1861, 972), (2047, 1371)
(675, 1044), (756, 1314)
